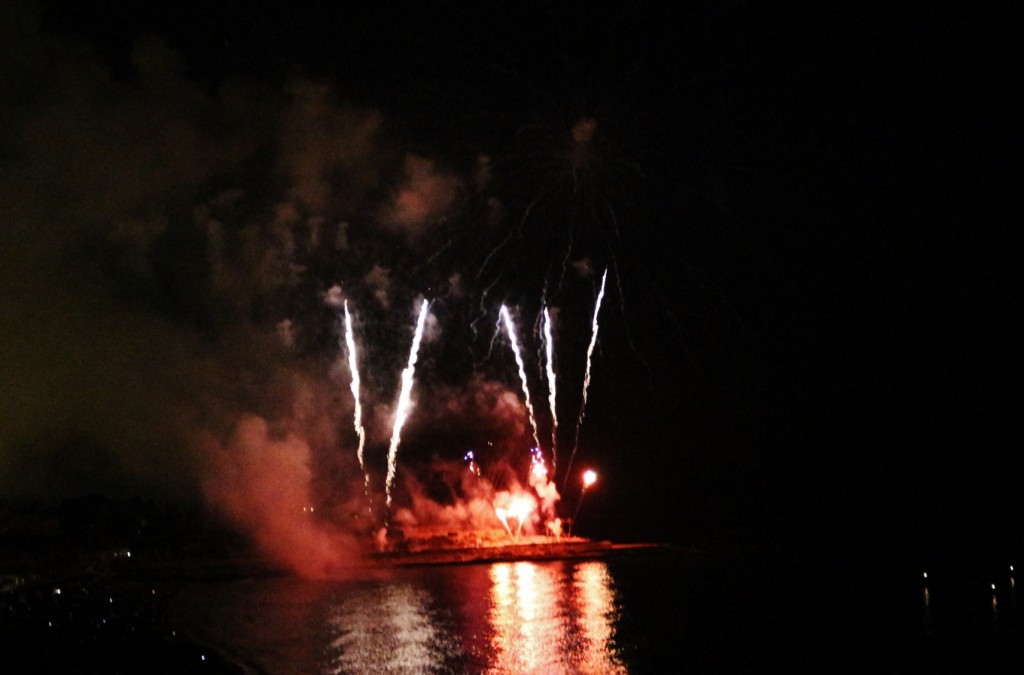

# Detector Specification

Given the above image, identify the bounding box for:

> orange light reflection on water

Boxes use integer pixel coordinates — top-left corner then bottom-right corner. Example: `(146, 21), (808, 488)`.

(489, 562), (559, 671)
(575, 561), (626, 674)
(488, 561), (625, 673)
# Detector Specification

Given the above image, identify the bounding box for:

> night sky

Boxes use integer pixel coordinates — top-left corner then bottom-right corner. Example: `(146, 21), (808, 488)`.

(1, 1), (1016, 562)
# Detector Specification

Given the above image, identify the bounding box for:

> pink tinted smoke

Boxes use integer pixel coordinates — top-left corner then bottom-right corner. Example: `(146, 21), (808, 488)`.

(201, 416), (358, 578)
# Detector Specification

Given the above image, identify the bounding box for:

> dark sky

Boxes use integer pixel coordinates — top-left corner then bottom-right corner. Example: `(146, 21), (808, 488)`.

(1, 1), (1016, 559)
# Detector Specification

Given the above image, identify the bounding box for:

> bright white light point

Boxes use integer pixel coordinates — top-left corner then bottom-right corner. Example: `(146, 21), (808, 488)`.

(531, 461), (547, 480)
(126, 551), (131, 558)
(509, 498), (531, 521)
(583, 469), (598, 488)
(54, 588), (61, 595)
(992, 584), (996, 590)
(1011, 566), (1015, 572)
(923, 572), (927, 579)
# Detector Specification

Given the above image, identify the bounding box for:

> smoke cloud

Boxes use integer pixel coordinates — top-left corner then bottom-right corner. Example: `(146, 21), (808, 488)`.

(383, 155), (462, 236)
(200, 416), (360, 578)
(0, 2), (582, 575)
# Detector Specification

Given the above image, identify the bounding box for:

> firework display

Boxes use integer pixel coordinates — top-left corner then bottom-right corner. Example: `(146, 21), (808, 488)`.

(331, 274), (610, 557)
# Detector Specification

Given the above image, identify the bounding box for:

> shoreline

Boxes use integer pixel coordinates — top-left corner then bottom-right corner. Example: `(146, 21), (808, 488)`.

(370, 538), (670, 567)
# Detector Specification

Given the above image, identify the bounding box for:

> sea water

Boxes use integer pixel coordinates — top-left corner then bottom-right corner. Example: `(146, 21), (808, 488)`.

(167, 550), (1022, 673)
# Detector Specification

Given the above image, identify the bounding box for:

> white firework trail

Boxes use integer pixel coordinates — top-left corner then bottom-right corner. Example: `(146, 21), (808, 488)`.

(564, 268), (608, 487)
(494, 508), (513, 538)
(343, 301), (370, 512)
(542, 306), (558, 471)
(499, 305), (541, 452)
(385, 299), (430, 514)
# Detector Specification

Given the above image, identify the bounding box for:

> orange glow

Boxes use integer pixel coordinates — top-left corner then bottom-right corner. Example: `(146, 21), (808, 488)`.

(494, 507), (513, 537)
(582, 469), (597, 488)
(494, 491), (537, 539)
(508, 495), (533, 523)
(575, 562), (627, 673)
(488, 562), (559, 671)
(487, 560), (625, 672)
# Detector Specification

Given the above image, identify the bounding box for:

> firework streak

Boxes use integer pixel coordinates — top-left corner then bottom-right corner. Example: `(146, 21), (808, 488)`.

(385, 300), (430, 513)
(500, 305), (542, 452)
(564, 268), (608, 486)
(343, 301), (370, 510)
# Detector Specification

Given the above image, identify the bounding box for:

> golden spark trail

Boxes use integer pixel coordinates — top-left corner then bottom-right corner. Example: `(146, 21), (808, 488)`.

(385, 299), (430, 514)
(564, 268), (608, 487)
(500, 305), (541, 452)
(542, 307), (558, 471)
(343, 301), (370, 510)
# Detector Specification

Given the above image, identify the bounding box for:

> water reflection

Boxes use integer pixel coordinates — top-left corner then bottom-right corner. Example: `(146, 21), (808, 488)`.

(489, 562), (561, 671)
(575, 562), (626, 674)
(326, 581), (456, 674)
(487, 561), (625, 673)
(162, 555), (1024, 673)
(171, 560), (625, 674)
(325, 560), (625, 673)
